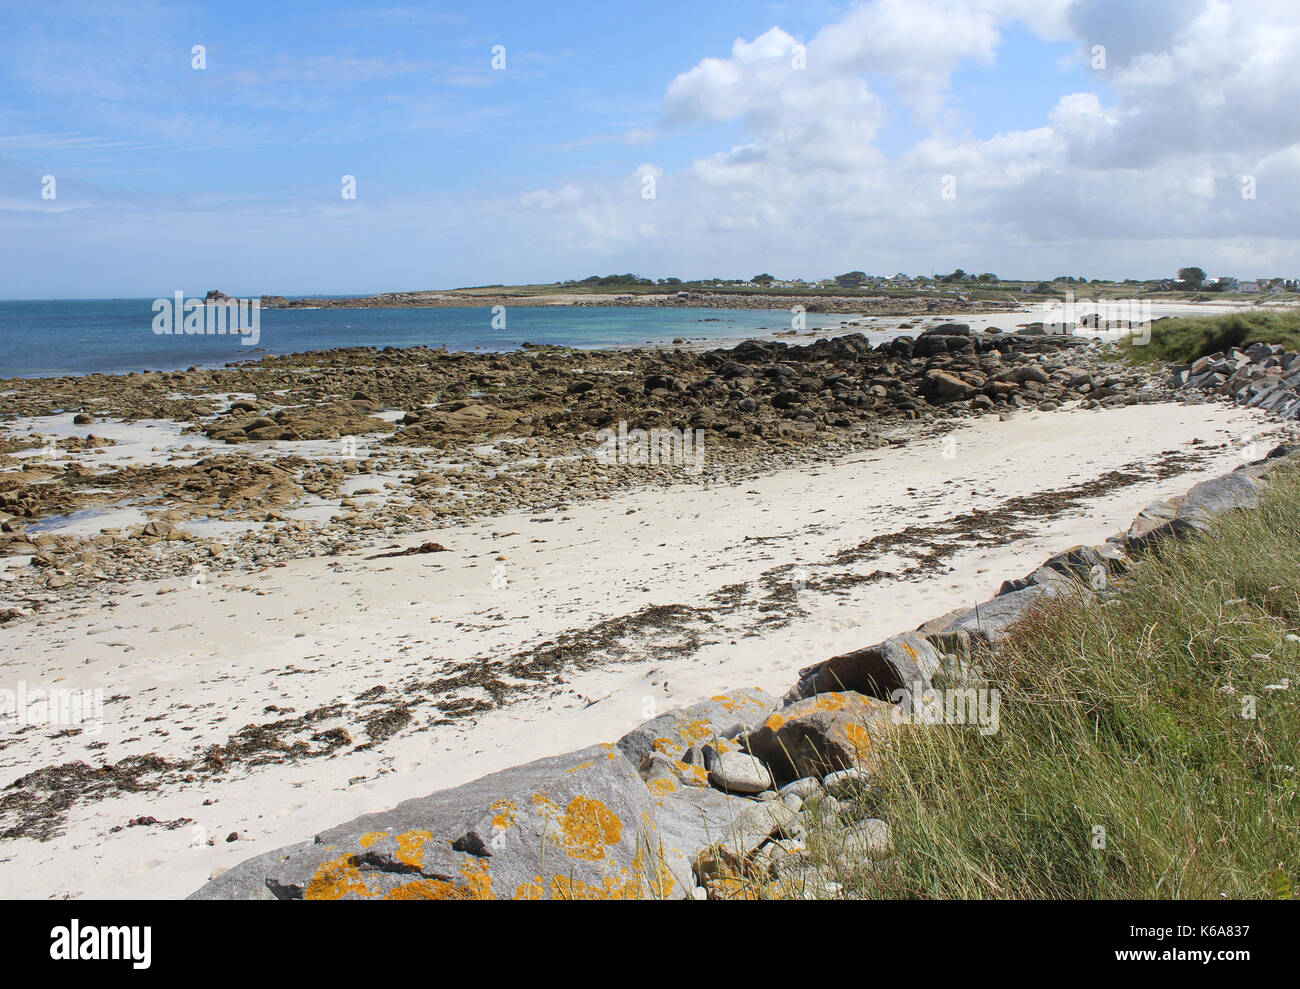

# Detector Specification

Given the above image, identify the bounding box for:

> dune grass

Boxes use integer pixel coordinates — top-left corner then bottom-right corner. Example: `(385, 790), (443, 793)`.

(1121, 309), (1300, 365)
(849, 465), (1300, 899)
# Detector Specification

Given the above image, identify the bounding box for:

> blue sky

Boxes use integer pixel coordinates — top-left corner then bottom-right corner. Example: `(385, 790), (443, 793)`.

(2, 0), (1297, 298)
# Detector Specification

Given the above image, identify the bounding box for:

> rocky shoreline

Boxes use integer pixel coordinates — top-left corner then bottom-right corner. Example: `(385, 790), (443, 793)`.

(0, 323), (1167, 614)
(1, 319), (1294, 898)
(258, 289), (1022, 315)
(190, 440), (1294, 899)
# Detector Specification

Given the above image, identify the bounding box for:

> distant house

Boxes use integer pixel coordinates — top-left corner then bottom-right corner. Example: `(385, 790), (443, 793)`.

(1240, 280), (1262, 293)
(835, 273), (866, 288)
(1216, 276), (1239, 291)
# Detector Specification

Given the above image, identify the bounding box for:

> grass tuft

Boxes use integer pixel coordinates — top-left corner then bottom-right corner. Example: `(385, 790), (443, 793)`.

(1122, 309), (1300, 365)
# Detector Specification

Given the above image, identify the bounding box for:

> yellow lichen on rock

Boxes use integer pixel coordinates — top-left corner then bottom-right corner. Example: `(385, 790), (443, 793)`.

(396, 829), (433, 869)
(304, 854), (373, 900)
(491, 798), (517, 831)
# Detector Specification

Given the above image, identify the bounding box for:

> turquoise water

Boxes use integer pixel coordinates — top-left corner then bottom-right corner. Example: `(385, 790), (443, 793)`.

(0, 299), (861, 379)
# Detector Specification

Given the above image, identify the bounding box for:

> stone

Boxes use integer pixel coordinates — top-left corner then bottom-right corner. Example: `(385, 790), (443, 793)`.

(822, 767), (871, 799)
(141, 519), (174, 539)
(190, 743), (685, 900)
(920, 322), (970, 336)
(639, 751), (710, 792)
(778, 777), (823, 801)
(616, 687), (777, 766)
(693, 800), (804, 883)
(1175, 472), (1259, 530)
(837, 818), (891, 859)
(709, 750), (775, 794)
(932, 579), (1082, 646)
(741, 691), (895, 784)
(1123, 497), (1182, 548)
(786, 631), (942, 702)
(922, 370), (975, 403)
(647, 776), (754, 871)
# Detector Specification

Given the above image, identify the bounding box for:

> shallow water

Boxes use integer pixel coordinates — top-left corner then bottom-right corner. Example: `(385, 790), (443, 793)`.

(0, 299), (871, 378)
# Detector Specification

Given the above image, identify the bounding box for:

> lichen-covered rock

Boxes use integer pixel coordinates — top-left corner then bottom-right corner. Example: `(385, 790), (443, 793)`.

(616, 687), (777, 766)
(693, 800), (803, 880)
(785, 632), (941, 703)
(640, 751), (711, 793)
(740, 691), (894, 784)
(190, 743), (683, 900)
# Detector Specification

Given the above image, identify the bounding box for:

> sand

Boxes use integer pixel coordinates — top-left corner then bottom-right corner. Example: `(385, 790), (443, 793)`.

(0, 397), (1289, 898)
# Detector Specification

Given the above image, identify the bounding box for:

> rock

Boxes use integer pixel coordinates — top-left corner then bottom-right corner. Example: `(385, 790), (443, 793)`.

(930, 579), (1082, 646)
(245, 426), (285, 441)
(190, 743), (684, 900)
(837, 818), (891, 859)
(785, 631), (942, 702)
(740, 691), (894, 784)
(1175, 472), (1259, 530)
(693, 800), (804, 885)
(752, 837), (808, 878)
(772, 389), (804, 409)
(1122, 471), (1262, 550)
(1123, 497), (1183, 549)
(778, 777), (823, 801)
(650, 781), (755, 871)
(920, 322), (970, 336)
(822, 767), (871, 799)
(921, 370), (975, 403)
(639, 751), (710, 792)
(616, 687), (777, 766)
(708, 751), (774, 794)
(72, 413), (94, 424)
(1003, 365), (1051, 385)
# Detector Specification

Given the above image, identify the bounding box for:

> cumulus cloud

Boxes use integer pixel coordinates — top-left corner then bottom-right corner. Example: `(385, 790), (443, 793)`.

(515, 0), (1300, 278)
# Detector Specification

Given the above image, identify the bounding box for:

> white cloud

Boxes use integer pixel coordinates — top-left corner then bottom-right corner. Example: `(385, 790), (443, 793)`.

(515, 0), (1300, 279)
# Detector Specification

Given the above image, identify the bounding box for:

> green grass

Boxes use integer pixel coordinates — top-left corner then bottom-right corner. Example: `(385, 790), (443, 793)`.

(847, 465), (1300, 899)
(1122, 309), (1300, 365)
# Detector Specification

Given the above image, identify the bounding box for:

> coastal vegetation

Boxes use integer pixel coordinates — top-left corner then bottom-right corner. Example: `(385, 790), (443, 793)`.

(842, 467), (1300, 899)
(1123, 310), (1300, 365)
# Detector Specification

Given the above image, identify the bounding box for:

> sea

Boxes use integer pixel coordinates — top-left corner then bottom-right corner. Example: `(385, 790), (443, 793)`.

(0, 299), (881, 379)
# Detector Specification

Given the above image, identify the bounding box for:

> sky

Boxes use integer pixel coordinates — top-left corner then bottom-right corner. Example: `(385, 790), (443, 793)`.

(1, 0), (1298, 298)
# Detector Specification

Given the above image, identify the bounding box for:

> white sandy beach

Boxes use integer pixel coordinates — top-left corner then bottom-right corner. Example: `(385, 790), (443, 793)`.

(0, 395), (1289, 899)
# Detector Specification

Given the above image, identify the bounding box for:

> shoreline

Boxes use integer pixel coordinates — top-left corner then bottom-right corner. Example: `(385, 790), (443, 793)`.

(3, 298), (1286, 383)
(257, 290), (1025, 314)
(1, 316), (1296, 898)
(0, 398), (1286, 898)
